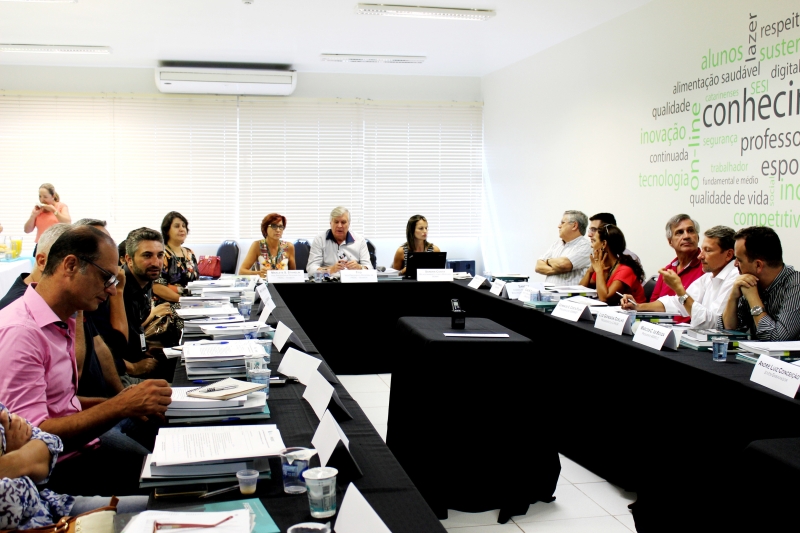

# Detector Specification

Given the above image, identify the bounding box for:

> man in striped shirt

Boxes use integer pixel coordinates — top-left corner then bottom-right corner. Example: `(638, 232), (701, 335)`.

(720, 226), (800, 341)
(535, 210), (592, 286)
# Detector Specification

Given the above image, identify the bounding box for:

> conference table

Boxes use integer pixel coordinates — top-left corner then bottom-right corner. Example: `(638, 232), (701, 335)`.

(151, 284), (447, 533)
(273, 278), (800, 532)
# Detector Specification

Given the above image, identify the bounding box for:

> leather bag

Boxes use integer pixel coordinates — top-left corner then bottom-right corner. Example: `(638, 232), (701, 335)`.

(145, 313), (172, 339)
(198, 255), (222, 279)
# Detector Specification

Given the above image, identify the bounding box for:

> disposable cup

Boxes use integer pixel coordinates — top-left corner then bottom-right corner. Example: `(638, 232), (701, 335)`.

(304, 467), (338, 518)
(281, 447), (311, 494)
(236, 469), (259, 495)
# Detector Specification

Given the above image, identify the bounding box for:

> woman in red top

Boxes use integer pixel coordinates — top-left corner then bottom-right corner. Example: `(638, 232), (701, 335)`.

(580, 224), (646, 305)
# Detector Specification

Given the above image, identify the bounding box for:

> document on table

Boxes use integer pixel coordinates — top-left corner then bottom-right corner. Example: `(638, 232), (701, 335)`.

(151, 425), (285, 466)
(565, 295), (606, 306)
(443, 332), (510, 338)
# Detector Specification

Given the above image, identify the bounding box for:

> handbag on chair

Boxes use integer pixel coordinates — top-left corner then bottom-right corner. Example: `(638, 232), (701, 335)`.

(198, 255), (221, 279)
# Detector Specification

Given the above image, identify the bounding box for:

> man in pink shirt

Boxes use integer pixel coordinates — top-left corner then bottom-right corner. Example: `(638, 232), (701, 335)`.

(0, 226), (172, 496)
(647, 214), (705, 324)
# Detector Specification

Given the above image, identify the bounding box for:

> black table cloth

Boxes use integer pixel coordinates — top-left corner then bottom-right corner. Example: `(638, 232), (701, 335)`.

(387, 317), (560, 524)
(150, 284), (447, 533)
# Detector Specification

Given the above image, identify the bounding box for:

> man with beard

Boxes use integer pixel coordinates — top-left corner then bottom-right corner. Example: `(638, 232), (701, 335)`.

(122, 228), (172, 380)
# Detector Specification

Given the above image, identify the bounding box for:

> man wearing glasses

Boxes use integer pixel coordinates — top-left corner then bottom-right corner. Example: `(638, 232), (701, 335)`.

(535, 210), (592, 286)
(0, 226), (172, 496)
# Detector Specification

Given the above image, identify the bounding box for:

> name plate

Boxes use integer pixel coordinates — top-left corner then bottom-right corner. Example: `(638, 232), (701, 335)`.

(258, 297), (276, 324)
(276, 347), (322, 385)
(255, 283), (269, 300)
(340, 269), (378, 283)
(311, 410), (351, 467)
(267, 270), (306, 283)
(467, 275), (487, 289)
(551, 300), (593, 322)
(417, 269), (454, 282)
(335, 483), (392, 533)
(489, 279), (506, 296)
(594, 310), (634, 335)
(273, 321), (293, 351)
(750, 355), (800, 398)
(302, 370), (334, 420)
(632, 321), (679, 350)
(501, 282), (530, 300)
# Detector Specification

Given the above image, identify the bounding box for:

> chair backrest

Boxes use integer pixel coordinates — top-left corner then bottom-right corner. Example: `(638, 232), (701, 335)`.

(216, 240), (240, 274)
(294, 239), (311, 272)
(365, 239), (377, 270)
(643, 275), (659, 303)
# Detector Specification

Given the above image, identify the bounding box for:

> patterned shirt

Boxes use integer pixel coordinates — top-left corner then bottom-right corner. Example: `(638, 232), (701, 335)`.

(716, 264), (800, 341)
(539, 237), (592, 286)
(0, 402), (74, 530)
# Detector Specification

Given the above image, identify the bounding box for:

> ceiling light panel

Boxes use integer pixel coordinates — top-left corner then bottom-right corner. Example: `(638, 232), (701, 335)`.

(320, 54), (425, 64)
(0, 44), (111, 54)
(355, 3), (495, 21)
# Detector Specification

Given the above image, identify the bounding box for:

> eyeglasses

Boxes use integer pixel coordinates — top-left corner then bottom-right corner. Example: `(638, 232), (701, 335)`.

(77, 256), (119, 289)
(268, 225), (285, 231)
(152, 515), (233, 533)
(588, 224), (614, 234)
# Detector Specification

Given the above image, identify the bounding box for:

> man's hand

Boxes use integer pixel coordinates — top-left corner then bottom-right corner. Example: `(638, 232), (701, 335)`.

(659, 269), (684, 294)
(327, 262), (344, 274)
(0, 409), (32, 453)
(116, 379), (172, 419)
(129, 357), (158, 377)
(731, 274), (758, 300)
(620, 295), (638, 310)
(344, 260), (362, 270)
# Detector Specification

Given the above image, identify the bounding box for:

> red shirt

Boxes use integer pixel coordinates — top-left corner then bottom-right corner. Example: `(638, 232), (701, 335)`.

(590, 264), (646, 304)
(649, 249), (704, 323)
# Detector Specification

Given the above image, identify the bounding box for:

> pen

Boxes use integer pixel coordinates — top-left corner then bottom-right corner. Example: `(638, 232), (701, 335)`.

(192, 380), (219, 384)
(617, 292), (636, 305)
(198, 485), (239, 499)
(201, 385), (237, 393)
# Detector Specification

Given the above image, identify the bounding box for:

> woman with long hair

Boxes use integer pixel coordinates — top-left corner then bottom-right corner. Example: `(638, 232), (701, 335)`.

(580, 224), (646, 305)
(23, 183), (71, 245)
(392, 215), (441, 274)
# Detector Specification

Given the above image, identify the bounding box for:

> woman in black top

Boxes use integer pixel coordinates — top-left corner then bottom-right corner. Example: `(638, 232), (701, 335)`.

(392, 215), (441, 274)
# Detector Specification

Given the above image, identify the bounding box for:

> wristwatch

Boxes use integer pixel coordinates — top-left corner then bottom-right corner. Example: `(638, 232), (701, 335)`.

(677, 293), (689, 305)
(750, 305), (764, 316)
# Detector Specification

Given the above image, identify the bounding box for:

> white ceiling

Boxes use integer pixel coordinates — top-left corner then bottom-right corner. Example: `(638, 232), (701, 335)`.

(0, 0), (653, 77)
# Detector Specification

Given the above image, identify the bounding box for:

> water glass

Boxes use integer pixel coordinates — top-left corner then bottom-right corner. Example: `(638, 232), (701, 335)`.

(248, 368), (271, 397)
(255, 339), (272, 364)
(238, 301), (252, 320)
(304, 467), (338, 518)
(711, 336), (729, 362)
(314, 271), (325, 283)
(281, 447), (312, 494)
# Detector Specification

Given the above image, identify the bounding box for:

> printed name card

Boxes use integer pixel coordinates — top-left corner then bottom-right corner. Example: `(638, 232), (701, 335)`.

(302, 370), (334, 420)
(632, 321), (679, 350)
(551, 300), (594, 322)
(258, 297), (276, 324)
(594, 310), (634, 335)
(267, 270), (306, 284)
(335, 483), (392, 533)
(417, 269), (454, 282)
(255, 283), (269, 300)
(750, 355), (800, 398)
(467, 275), (487, 289)
(340, 269), (378, 283)
(502, 282), (530, 300)
(489, 279), (506, 296)
(273, 321), (293, 351)
(277, 347), (322, 385)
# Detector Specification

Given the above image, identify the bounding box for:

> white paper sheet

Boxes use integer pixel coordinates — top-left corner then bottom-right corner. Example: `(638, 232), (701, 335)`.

(277, 348), (322, 385)
(273, 321), (292, 351)
(302, 370), (334, 420)
(151, 424), (284, 466)
(122, 510), (250, 533)
(335, 483), (392, 533)
(311, 409), (351, 467)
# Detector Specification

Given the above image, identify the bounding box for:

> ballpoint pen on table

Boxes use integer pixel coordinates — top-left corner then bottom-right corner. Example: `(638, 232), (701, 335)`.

(201, 385), (237, 393)
(198, 485), (239, 499)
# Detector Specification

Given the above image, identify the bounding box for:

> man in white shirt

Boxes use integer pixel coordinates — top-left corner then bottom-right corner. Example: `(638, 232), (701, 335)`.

(621, 226), (737, 329)
(307, 206), (372, 275)
(535, 210), (592, 286)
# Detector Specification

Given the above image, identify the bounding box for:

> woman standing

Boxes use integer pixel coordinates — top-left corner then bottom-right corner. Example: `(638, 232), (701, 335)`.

(392, 215), (441, 274)
(239, 213), (296, 276)
(23, 183), (71, 245)
(579, 224), (646, 305)
(152, 211), (198, 345)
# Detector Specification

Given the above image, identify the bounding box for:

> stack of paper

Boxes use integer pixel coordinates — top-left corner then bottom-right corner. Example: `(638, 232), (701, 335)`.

(140, 425), (284, 487)
(121, 510), (253, 533)
(183, 341), (266, 379)
(178, 295), (232, 308)
(201, 322), (270, 340)
(738, 341), (800, 361)
(166, 386), (270, 424)
(180, 308), (243, 338)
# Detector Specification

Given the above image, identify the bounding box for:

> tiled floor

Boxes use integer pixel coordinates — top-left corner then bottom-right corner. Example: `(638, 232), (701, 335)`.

(338, 374), (637, 533)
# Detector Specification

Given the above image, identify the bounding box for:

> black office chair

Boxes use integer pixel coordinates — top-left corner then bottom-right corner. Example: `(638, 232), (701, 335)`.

(216, 240), (240, 275)
(365, 239), (377, 270)
(294, 239), (311, 272)
(643, 275), (658, 302)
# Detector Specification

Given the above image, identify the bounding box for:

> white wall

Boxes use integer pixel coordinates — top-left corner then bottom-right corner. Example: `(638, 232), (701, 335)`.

(482, 0), (800, 278)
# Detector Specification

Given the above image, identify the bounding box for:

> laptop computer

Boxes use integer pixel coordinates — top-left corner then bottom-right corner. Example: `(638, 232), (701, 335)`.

(404, 252), (447, 279)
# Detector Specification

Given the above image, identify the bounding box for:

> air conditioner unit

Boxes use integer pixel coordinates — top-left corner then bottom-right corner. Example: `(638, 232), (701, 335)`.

(155, 67), (297, 96)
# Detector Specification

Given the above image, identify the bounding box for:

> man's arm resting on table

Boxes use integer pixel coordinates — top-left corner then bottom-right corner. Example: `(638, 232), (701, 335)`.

(535, 257), (574, 276)
(39, 379), (172, 451)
